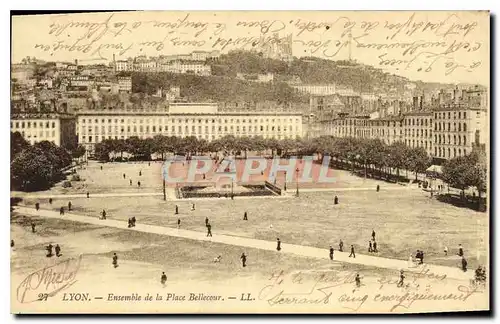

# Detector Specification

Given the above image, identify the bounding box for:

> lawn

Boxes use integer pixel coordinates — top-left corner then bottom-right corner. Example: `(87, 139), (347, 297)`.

(25, 187), (488, 270)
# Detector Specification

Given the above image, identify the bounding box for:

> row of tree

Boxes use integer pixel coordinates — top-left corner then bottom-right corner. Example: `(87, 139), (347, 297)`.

(442, 149), (487, 198)
(10, 132), (86, 191)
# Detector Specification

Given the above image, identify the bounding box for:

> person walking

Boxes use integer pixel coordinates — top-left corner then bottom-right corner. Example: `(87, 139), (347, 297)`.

(102, 209), (107, 220)
(112, 253), (119, 268)
(376, 185), (380, 192)
(31, 223), (36, 233)
(49, 198), (53, 204)
(372, 229), (376, 240)
(205, 217), (209, 226)
(349, 245), (356, 258)
(129, 179), (132, 186)
(355, 274), (361, 288)
(175, 205), (179, 215)
(68, 201), (72, 211)
(131, 217), (136, 227)
(127, 218), (132, 228)
(137, 181), (141, 188)
(46, 243), (53, 257)
(191, 203), (195, 211)
(123, 173), (126, 179)
(458, 244), (464, 257)
(55, 244), (61, 257)
(100, 165), (103, 170)
(461, 256), (468, 272)
(60, 207), (65, 216)
(373, 241), (378, 253)
(329, 246), (334, 260)
(397, 270), (405, 287)
(35, 202), (40, 211)
(161, 272), (167, 286)
(339, 240), (344, 252)
(240, 253), (247, 267)
(11, 240), (14, 248)
(276, 238), (281, 251)
(243, 212), (248, 221)
(444, 246), (448, 256)
(86, 192), (90, 198)
(177, 218), (181, 229)
(206, 223), (212, 237)
(368, 241), (373, 253)
(139, 170), (142, 177)
(334, 196), (339, 205)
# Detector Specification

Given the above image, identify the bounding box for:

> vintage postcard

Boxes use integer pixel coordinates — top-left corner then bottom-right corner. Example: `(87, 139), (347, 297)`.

(10, 10), (489, 314)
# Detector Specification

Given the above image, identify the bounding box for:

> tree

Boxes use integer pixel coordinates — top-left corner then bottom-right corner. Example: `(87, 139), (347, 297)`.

(71, 145), (86, 160)
(11, 147), (59, 191)
(442, 155), (472, 196)
(11, 131), (29, 160)
(407, 147), (431, 181)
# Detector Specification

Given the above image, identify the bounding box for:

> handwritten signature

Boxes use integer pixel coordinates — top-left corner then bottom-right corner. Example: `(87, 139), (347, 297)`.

(17, 255), (82, 303)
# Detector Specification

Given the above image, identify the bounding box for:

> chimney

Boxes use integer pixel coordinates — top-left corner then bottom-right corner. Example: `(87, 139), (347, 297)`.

(453, 86), (461, 104)
(419, 95), (424, 110)
(75, 59), (78, 66)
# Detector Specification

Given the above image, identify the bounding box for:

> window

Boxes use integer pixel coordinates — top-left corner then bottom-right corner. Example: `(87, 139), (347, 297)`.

(52, 122), (56, 128)
(463, 123), (467, 131)
(463, 136), (466, 145)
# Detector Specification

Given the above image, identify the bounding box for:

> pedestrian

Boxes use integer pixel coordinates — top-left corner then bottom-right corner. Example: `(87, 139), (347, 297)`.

(49, 198), (53, 204)
(372, 229), (376, 240)
(373, 241), (378, 253)
(161, 272), (167, 286)
(241, 253), (247, 267)
(137, 181), (141, 188)
(207, 223), (212, 237)
(112, 253), (118, 268)
(444, 246), (448, 256)
(55, 244), (61, 257)
(128, 218), (132, 228)
(102, 209), (107, 220)
(130, 179), (132, 186)
(349, 245), (355, 258)
(131, 217), (136, 227)
(35, 202), (40, 211)
(329, 246), (334, 260)
(191, 203), (195, 211)
(86, 192), (89, 198)
(461, 256), (468, 272)
(177, 218), (181, 229)
(203, 174), (206, 180)
(68, 201), (72, 211)
(376, 185), (380, 192)
(46, 243), (53, 257)
(11, 240), (14, 248)
(276, 238), (281, 251)
(408, 254), (414, 268)
(60, 207), (65, 215)
(334, 196), (339, 205)
(31, 223), (36, 233)
(205, 217), (209, 226)
(419, 251), (424, 264)
(148, 162), (150, 166)
(123, 173), (126, 179)
(243, 212), (248, 221)
(368, 241), (373, 253)
(458, 244), (464, 257)
(231, 194), (234, 200)
(339, 240), (344, 252)
(355, 274), (361, 288)
(100, 165), (103, 170)
(397, 270), (405, 287)
(175, 205), (179, 215)
(139, 170), (142, 176)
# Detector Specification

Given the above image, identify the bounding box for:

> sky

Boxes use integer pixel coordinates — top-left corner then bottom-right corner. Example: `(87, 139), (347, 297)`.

(11, 11), (490, 85)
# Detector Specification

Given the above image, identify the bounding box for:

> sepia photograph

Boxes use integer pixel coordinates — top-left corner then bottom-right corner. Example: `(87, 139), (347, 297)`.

(9, 10), (490, 314)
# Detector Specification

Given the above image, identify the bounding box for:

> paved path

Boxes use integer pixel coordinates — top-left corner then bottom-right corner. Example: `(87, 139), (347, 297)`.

(14, 206), (473, 282)
(13, 186), (410, 200)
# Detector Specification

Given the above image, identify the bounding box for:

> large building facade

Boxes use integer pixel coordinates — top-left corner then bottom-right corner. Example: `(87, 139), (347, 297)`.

(76, 103), (303, 154)
(11, 113), (77, 149)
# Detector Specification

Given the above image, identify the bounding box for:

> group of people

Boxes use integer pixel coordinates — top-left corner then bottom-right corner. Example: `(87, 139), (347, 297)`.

(368, 230), (378, 253)
(127, 217), (137, 228)
(46, 243), (62, 258)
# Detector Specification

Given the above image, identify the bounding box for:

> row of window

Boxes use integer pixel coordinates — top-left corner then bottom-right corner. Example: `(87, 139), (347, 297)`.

(435, 147), (467, 158)
(435, 134), (467, 145)
(80, 124), (300, 135)
(405, 129), (432, 137)
(82, 134), (299, 143)
(405, 139), (432, 150)
(434, 111), (467, 120)
(80, 118), (301, 124)
(11, 121), (57, 129)
(18, 130), (56, 138)
(434, 122), (468, 132)
(404, 118), (430, 127)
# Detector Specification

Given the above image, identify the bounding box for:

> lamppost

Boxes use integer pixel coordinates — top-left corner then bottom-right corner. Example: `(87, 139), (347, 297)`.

(295, 167), (299, 197)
